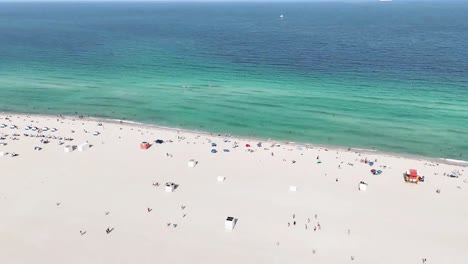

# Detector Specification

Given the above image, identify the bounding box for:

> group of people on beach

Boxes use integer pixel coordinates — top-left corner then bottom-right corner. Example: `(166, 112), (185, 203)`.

(287, 213), (321, 231)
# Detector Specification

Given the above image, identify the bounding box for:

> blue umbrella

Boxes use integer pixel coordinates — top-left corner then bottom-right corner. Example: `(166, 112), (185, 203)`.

(211, 149), (217, 153)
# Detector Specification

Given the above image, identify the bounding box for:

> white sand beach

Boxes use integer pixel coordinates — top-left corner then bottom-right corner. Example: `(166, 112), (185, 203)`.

(0, 113), (467, 264)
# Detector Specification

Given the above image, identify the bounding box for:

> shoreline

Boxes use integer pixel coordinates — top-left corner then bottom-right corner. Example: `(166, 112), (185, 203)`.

(2, 111), (467, 167)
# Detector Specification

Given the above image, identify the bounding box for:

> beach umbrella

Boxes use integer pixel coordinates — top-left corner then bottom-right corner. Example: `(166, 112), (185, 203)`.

(211, 149), (217, 153)
(223, 149), (230, 152)
(369, 162), (374, 166)
(246, 144), (251, 147)
(371, 169), (376, 173)
(211, 142), (217, 147)
(377, 170), (383, 174)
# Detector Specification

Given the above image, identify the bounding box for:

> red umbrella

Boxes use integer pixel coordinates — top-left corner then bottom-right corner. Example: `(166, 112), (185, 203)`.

(246, 144), (251, 147)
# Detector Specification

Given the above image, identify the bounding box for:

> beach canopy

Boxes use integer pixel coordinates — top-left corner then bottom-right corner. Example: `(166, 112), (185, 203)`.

(155, 139), (164, 144)
(409, 169), (418, 177)
(140, 142), (151, 150)
(211, 143), (217, 147)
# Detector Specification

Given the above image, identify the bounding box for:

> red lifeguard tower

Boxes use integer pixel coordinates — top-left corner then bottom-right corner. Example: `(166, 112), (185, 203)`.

(140, 142), (151, 150)
(405, 169), (419, 183)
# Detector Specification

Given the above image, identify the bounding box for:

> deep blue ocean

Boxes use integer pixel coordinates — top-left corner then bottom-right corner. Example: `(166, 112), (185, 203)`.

(0, 2), (467, 160)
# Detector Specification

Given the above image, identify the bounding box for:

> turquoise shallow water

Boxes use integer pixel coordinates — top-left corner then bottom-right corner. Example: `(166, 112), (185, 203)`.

(0, 2), (467, 159)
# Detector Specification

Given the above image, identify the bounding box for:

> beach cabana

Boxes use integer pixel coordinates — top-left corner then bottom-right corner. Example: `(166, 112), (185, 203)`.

(78, 142), (90, 152)
(359, 181), (368, 191)
(217, 176), (226, 182)
(225, 217), (237, 230)
(140, 142), (151, 150)
(165, 182), (176, 192)
(188, 159), (198, 167)
(405, 169), (419, 183)
(64, 145), (74, 153)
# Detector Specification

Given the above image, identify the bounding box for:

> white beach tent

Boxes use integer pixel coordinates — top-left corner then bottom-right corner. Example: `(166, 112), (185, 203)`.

(188, 159), (198, 168)
(64, 145), (74, 153)
(78, 142), (90, 152)
(217, 176), (226, 182)
(359, 181), (368, 191)
(225, 216), (237, 230)
(165, 182), (176, 192)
